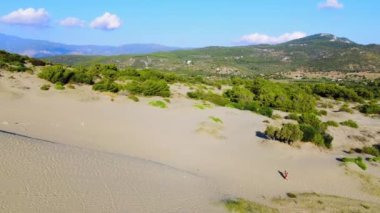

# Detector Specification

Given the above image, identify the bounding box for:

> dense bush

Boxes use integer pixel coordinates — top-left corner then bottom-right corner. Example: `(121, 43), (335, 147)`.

(141, 80), (170, 97)
(312, 84), (362, 102)
(340, 120), (358, 128)
(38, 65), (74, 84)
(339, 103), (353, 113)
(265, 123), (303, 144)
(224, 86), (254, 107)
(247, 78), (316, 113)
(92, 79), (119, 92)
(359, 103), (380, 114)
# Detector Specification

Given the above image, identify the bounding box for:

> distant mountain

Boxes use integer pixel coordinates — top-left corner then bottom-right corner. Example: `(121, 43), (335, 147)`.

(0, 33), (181, 57)
(46, 33), (380, 74)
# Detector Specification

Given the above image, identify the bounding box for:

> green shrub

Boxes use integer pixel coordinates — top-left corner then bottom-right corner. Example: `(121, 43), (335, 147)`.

(340, 120), (359, 128)
(342, 157), (367, 170)
(55, 83), (65, 90)
(187, 90), (229, 106)
(224, 86), (254, 106)
(323, 133), (334, 149)
(274, 123), (303, 144)
(140, 80), (170, 97)
(265, 125), (280, 140)
(92, 79), (119, 93)
(126, 80), (170, 97)
(271, 114), (282, 120)
(38, 65), (74, 84)
(324, 120), (339, 127)
(339, 103), (353, 114)
(258, 106), (273, 117)
(40, 84), (50, 91)
(286, 113), (299, 121)
(362, 146), (380, 157)
(318, 110), (327, 116)
(359, 103), (380, 114)
(128, 94), (139, 102)
(368, 156), (380, 162)
(300, 124), (318, 142)
(149, 100), (167, 108)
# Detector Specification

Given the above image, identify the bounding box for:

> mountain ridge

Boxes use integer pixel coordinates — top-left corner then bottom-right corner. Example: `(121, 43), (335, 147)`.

(44, 33), (380, 74)
(0, 33), (182, 57)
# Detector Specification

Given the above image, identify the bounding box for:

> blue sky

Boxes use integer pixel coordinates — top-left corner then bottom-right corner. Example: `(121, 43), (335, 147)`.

(0, 0), (379, 47)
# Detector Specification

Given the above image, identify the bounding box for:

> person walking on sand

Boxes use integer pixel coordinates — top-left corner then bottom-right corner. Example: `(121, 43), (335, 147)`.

(283, 170), (288, 180)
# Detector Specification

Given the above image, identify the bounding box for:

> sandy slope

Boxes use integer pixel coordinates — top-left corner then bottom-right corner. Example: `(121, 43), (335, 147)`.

(0, 132), (222, 212)
(1, 71), (380, 212)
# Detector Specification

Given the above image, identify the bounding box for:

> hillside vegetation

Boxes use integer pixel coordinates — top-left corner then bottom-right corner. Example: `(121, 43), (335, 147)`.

(45, 34), (380, 74)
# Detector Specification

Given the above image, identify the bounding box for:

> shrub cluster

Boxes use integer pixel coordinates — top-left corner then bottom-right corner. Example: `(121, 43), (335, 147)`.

(126, 80), (170, 97)
(312, 84), (362, 102)
(265, 123), (303, 144)
(359, 103), (380, 114)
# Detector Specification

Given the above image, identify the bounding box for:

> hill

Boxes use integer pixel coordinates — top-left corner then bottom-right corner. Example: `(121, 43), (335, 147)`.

(45, 33), (380, 74)
(0, 33), (181, 57)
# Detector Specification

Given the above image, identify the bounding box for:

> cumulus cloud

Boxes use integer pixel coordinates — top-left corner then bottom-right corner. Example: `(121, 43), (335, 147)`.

(238, 32), (307, 45)
(59, 17), (85, 27)
(90, 12), (121, 30)
(318, 0), (344, 9)
(0, 8), (49, 27)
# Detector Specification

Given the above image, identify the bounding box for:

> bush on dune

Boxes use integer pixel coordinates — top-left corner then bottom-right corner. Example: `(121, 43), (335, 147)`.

(342, 157), (367, 170)
(126, 79), (170, 97)
(265, 124), (303, 144)
(38, 65), (74, 84)
(92, 79), (120, 93)
(340, 120), (359, 128)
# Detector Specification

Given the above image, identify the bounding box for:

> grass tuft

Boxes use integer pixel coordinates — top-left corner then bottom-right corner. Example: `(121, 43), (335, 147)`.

(149, 100), (167, 108)
(209, 116), (223, 124)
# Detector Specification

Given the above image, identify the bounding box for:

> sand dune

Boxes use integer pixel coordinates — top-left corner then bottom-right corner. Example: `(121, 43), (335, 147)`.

(0, 132), (223, 212)
(1, 71), (380, 212)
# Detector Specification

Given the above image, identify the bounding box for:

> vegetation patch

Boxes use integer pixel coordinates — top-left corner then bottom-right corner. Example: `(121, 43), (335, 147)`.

(339, 103), (353, 113)
(265, 123), (303, 144)
(340, 120), (359, 128)
(209, 116), (223, 124)
(223, 198), (279, 213)
(324, 120), (339, 127)
(149, 100), (167, 109)
(40, 84), (50, 91)
(54, 83), (65, 90)
(194, 102), (213, 110)
(341, 157), (367, 170)
(128, 94), (139, 102)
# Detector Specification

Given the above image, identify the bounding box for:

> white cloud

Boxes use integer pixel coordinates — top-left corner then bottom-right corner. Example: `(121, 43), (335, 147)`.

(0, 8), (49, 27)
(90, 12), (121, 30)
(318, 0), (344, 9)
(59, 17), (85, 27)
(239, 32), (307, 45)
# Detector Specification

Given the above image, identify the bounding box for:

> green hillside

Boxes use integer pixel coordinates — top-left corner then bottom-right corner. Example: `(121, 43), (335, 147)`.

(45, 34), (380, 75)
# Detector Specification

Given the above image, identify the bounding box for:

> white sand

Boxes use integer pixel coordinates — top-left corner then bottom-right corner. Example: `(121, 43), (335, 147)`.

(1, 71), (380, 211)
